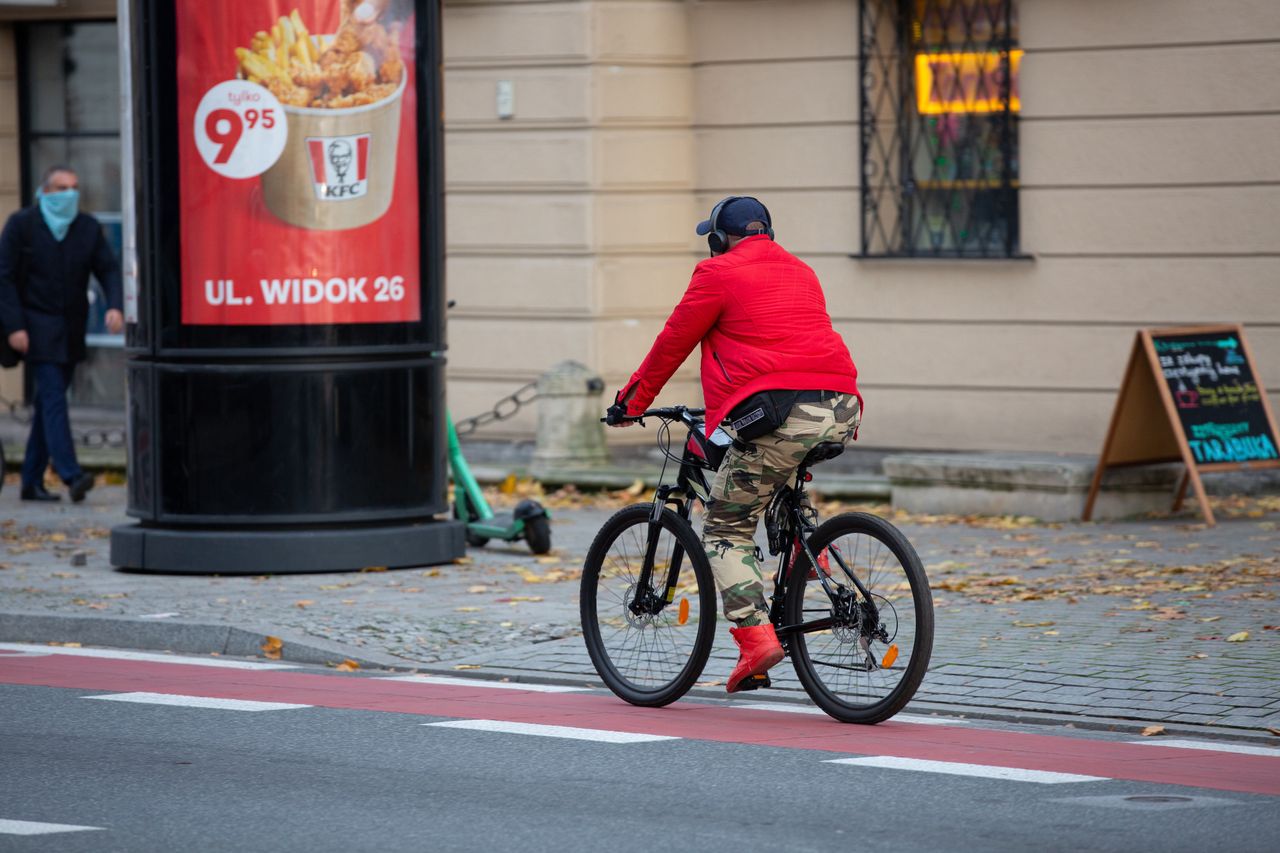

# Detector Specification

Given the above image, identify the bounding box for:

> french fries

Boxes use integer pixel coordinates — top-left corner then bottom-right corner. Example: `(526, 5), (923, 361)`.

(235, 7), (401, 109)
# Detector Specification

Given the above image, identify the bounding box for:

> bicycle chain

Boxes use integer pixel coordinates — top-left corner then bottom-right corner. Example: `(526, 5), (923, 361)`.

(453, 381), (539, 437)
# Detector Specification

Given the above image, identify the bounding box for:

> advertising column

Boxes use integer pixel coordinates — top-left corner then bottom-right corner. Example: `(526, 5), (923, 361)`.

(111, 0), (462, 573)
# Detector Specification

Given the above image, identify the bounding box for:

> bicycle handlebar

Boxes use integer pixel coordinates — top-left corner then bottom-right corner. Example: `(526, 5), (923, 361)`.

(601, 404), (706, 426)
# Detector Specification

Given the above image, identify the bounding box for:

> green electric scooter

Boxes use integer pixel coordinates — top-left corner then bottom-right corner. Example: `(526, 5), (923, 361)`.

(448, 413), (552, 554)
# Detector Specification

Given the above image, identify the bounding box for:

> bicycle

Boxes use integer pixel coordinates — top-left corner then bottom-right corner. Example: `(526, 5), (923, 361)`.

(579, 405), (933, 723)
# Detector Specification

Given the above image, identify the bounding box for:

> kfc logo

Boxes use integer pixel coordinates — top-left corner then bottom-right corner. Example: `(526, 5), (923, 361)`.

(307, 133), (370, 201)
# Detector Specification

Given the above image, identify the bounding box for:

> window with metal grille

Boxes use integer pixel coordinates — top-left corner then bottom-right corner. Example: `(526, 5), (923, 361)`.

(858, 0), (1022, 258)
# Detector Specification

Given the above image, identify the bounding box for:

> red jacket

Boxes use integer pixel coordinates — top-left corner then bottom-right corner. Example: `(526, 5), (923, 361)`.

(619, 235), (860, 432)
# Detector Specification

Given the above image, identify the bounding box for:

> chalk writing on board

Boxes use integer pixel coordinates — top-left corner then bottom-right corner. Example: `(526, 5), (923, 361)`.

(1152, 330), (1278, 465)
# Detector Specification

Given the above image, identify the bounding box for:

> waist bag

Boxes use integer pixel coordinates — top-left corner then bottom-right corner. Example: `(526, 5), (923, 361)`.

(728, 389), (834, 442)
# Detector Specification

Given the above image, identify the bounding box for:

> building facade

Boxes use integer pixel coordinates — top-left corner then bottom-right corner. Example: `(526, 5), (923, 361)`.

(2, 0), (1277, 455)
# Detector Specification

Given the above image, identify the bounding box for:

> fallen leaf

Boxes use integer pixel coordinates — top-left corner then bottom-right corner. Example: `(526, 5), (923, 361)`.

(48, 641), (81, 648)
(51, 572), (79, 579)
(49, 532), (67, 542)
(1198, 616), (1222, 623)
(1141, 725), (1166, 737)
(454, 664), (483, 670)
(500, 473), (518, 494)
(335, 659), (360, 672)
(455, 606), (481, 612)
(261, 636), (283, 659)
(1225, 631), (1249, 642)
(1042, 630), (1060, 636)
(1012, 620), (1055, 628)
(534, 555), (561, 565)
(624, 479), (646, 496)
(422, 569), (442, 577)
(451, 558), (472, 566)
(294, 600), (314, 608)
(360, 566), (388, 573)
(1187, 653), (1208, 659)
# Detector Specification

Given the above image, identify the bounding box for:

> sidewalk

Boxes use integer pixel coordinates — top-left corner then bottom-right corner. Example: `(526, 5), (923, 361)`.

(2, 479), (1278, 738)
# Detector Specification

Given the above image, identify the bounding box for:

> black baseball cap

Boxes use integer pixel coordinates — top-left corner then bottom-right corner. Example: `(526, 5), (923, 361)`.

(695, 197), (771, 236)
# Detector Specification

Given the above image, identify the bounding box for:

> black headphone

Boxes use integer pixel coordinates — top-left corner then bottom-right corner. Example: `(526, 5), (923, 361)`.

(706, 195), (774, 256)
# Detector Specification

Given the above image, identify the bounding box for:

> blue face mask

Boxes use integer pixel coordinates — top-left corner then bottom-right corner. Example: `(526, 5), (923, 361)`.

(36, 188), (80, 241)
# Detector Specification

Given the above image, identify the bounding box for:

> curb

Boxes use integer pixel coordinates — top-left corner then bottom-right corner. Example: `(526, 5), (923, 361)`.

(3, 610), (1276, 745)
(0, 611), (419, 672)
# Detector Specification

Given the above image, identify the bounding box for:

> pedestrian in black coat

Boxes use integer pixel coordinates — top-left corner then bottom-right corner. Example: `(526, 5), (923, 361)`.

(0, 165), (123, 502)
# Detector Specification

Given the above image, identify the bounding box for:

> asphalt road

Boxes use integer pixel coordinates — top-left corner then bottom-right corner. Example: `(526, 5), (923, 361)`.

(2, 647), (1278, 853)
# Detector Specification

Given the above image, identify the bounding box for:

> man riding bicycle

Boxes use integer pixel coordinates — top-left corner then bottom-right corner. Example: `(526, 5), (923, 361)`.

(608, 196), (861, 693)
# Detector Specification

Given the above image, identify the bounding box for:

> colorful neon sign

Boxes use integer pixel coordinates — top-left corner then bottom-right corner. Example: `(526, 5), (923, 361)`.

(915, 50), (1022, 114)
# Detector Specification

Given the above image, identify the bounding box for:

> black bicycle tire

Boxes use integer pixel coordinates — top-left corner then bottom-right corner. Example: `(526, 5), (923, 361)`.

(580, 503), (717, 707)
(524, 515), (552, 555)
(785, 512), (933, 723)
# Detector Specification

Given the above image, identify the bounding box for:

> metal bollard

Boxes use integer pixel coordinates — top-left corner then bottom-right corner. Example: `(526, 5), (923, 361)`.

(531, 360), (609, 478)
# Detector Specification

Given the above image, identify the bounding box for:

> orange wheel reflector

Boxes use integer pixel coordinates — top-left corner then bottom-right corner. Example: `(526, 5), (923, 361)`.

(677, 598), (690, 625)
(881, 645), (899, 668)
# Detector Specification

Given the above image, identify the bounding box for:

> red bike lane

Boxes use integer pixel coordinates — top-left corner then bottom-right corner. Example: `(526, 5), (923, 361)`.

(2, 648), (1277, 798)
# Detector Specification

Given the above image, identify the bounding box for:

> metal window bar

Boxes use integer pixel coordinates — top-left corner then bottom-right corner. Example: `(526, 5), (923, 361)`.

(858, 0), (1021, 259)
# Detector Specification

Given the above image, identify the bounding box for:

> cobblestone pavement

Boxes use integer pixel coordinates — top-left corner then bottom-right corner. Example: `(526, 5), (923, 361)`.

(2, 481), (1278, 735)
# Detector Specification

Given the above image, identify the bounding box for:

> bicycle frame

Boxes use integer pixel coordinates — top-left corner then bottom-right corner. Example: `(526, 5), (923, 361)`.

(626, 407), (879, 639)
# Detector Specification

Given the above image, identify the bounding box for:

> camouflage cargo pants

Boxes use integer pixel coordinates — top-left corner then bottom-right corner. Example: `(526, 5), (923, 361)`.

(703, 392), (861, 626)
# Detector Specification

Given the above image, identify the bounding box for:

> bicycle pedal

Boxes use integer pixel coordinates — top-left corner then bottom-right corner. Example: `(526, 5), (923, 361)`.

(737, 673), (771, 692)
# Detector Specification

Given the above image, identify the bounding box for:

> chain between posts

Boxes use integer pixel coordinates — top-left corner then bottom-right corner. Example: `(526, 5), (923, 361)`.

(0, 391), (127, 448)
(1, 378), (540, 447)
(453, 381), (539, 437)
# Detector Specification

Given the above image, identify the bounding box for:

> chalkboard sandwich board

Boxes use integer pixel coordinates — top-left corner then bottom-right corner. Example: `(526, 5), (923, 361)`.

(1083, 324), (1280, 526)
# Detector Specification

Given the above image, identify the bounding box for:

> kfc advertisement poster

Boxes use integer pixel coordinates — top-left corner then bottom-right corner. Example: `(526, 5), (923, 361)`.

(177, 0), (420, 325)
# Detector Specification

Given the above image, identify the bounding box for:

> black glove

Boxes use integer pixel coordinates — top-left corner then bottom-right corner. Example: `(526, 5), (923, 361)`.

(605, 402), (629, 426)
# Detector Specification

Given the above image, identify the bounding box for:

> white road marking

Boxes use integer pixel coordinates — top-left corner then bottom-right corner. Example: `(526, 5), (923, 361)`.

(84, 692), (311, 712)
(1128, 739), (1280, 758)
(0, 643), (296, 670)
(0, 818), (103, 836)
(424, 720), (678, 743)
(825, 756), (1108, 784)
(731, 701), (967, 725)
(380, 675), (585, 693)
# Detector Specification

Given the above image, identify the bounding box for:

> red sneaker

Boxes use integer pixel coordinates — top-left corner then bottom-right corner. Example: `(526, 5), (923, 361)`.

(727, 624), (784, 693)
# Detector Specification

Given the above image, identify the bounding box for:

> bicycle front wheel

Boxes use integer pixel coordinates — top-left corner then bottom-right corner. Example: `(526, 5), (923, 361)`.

(784, 512), (933, 723)
(580, 504), (717, 706)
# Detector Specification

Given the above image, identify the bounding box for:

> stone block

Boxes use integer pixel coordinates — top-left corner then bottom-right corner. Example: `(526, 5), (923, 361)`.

(885, 452), (1183, 522)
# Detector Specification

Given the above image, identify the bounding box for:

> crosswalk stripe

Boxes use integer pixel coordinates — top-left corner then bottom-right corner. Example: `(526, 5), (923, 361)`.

(0, 643), (296, 670)
(379, 675), (585, 692)
(731, 701), (966, 725)
(84, 692), (311, 711)
(825, 756), (1108, 784)
(1128, 739), (1280, 758)
(424, 719), (679, 743)
(0, 818), (103, 836)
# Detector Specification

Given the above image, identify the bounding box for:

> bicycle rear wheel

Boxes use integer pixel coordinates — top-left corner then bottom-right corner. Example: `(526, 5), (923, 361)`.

(580, 504), (717, 706)
(784, 512), (933, 723)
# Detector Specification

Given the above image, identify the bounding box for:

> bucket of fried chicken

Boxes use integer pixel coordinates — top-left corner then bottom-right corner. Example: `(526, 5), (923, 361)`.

(237, 10), (407, 231)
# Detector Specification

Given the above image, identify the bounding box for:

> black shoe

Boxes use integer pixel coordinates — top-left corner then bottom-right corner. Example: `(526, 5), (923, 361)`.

(68, 473), (95, 503)
(20, 484), (62, 502)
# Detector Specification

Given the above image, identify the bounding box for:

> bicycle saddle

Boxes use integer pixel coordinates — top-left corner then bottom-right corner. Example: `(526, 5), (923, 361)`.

(801, 441), (844, 467)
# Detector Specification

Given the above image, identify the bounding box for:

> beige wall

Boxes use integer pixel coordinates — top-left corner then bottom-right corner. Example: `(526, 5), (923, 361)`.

(446, 0), (1280, 453)
(2, 1), (1274, 454)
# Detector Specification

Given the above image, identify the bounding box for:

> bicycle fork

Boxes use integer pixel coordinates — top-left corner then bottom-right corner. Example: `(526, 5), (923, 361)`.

(629, 487), (692, 621)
